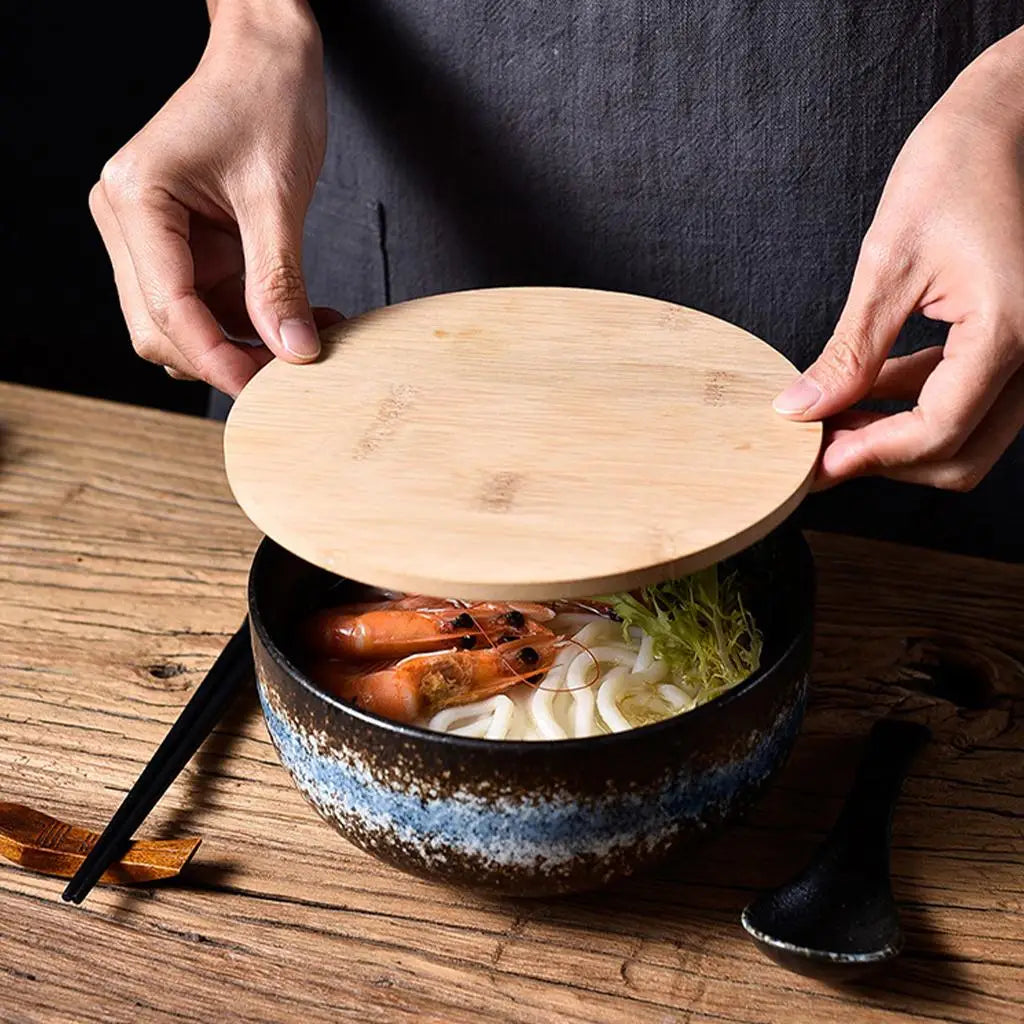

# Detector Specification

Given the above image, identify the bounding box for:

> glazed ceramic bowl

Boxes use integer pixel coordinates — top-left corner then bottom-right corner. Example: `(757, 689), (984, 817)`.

(248, 525), (815, 897)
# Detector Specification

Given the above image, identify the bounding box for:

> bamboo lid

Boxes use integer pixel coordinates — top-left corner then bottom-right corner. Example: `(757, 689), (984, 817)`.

(224, 287), (821, 599)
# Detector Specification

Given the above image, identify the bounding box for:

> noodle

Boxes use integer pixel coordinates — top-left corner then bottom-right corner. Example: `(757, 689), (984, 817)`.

(484, 695), (516, 739)
(530, 661), (569, 740)
(570, 678), (599, 737)
(596, 666), (633, 733)
(657, 683), (689, 711)
(634, 633), (655, 673)
(416, 609), (743, 739)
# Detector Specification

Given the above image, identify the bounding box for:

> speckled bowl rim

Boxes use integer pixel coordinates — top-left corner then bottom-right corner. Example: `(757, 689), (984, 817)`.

(248, 528), (815, 752)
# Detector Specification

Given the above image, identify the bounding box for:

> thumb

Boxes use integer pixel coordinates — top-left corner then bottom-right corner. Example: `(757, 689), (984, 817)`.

(773, 241), (917, 420)
(240, 206), (320, 363)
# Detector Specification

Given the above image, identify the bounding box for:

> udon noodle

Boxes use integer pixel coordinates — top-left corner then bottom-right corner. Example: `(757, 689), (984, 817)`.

(425, 614), (695, 740)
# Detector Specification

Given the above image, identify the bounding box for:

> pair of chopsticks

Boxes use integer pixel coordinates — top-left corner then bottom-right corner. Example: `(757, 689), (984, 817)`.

(62, 619), (254, 904)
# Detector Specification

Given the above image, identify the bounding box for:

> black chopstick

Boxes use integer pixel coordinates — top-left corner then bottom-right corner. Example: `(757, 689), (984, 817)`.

(62, 618), (254, 904)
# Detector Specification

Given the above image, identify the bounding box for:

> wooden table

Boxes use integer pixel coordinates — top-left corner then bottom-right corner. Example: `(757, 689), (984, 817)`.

(1, 381), (1021, 1024)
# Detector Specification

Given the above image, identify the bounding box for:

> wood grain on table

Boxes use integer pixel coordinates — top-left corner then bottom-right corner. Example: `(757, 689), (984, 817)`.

(0, 381), (1021, 1024)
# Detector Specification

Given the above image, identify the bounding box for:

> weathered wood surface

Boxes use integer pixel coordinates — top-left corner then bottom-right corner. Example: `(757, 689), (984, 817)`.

(0, 380), (1021, 1024)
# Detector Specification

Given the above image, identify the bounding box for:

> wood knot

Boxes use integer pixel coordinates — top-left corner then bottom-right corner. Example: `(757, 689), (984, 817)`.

(147, 663), (187, 680)
(353, 384), (418, 461)
(703, 372), (727, 407)
(657, 305), (690, 329)
(479, 472), (522, 513)
(897, 637), (1004, 710)
(703, 370), (747, 407)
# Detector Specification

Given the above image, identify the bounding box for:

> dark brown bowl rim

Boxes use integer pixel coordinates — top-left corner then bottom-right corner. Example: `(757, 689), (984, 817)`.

(248, 529), (815, 753)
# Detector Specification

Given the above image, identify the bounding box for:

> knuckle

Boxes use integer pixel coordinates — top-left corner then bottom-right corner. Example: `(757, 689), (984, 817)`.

(924, 429), (962, 462)
(99, 149), (148, 202)
(914, 405), (969, 462)
(929, 438), (964, 463)
(858, 235), (892, 275)
(858, 232), (912, 282)
(254, 257), (307, 307)
(130, 330), (162, 362)
(147, 304), (169, 335)
(145, 293), (174, 335)
(87, 183), (104, 218)
(820, 332), (870, 384)
(935, 463), (983, 493)
(186, 347), (217, 380)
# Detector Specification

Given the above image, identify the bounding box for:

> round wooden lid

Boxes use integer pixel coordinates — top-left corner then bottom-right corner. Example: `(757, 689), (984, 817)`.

(224, 287), (821, 599)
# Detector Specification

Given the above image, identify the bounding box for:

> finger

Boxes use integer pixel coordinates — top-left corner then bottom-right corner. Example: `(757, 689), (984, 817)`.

(812, 411), (886, 491)
(90, 183), (172, 360)
(237, 198), (320, 363)
(190, 219), (258, 341)
(91, 183), (203, 379)
(202, 272), (259, 341)
(812, 410), (886, 491)
(879, 366), (1024, 491)
(774, 234), (919, 419)
(824, 410), (886, 435)
(165, 366), (198, 381)
(868, 347), (945, 401)
(819, 319), (1023, 481)
(100, 164), (265, 396)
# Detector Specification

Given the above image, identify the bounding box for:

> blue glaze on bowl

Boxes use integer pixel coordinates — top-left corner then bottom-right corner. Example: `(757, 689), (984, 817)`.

(248, 526), (815, 895)
(259, 675), (807, 880)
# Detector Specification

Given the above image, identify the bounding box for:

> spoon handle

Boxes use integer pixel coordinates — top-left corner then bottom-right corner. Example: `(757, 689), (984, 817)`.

(829, 718), (931, 873)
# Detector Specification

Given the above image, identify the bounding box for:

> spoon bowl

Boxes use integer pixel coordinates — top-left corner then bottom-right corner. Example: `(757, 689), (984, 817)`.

(741, 718), (931, 980)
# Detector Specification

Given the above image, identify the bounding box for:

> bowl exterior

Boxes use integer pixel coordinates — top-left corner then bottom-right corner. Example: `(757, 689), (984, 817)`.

(250, 535), (813, 896)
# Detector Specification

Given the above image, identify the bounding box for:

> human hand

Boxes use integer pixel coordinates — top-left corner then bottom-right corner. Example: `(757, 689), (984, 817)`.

(774, 32), (1024, 492)
(90, 0), (341, 396)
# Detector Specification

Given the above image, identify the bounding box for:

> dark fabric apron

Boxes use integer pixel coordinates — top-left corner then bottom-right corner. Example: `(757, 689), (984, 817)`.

(224, 2), (1024, 559)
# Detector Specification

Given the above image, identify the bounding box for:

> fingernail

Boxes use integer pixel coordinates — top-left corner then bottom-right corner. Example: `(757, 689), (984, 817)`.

(773, 376), (822, 415)
(279, 319), (321, 361)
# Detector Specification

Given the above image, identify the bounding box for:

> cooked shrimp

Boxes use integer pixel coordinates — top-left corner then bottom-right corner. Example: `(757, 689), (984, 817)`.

(471, 601), (557, 622)
(312, 660), (422, 723)
(303, 602), (553, 660)
(321, 632), (562, 724)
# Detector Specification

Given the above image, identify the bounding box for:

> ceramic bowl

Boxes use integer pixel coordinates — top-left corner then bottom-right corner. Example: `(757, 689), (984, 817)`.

(248, 525), (814, 896)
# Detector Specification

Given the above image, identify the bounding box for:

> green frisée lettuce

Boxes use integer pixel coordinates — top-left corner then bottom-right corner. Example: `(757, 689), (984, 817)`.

(604, 567), (762, 704)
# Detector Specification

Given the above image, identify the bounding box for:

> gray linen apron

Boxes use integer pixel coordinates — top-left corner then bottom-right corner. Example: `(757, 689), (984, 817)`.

(228, 2), (1024, 559)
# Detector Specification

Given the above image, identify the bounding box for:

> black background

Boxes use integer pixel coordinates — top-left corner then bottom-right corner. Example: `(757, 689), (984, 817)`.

(4, 3), (210, 416)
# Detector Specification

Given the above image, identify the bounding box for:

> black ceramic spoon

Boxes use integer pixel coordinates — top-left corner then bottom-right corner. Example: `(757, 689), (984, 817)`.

(741, 717), (931, 980)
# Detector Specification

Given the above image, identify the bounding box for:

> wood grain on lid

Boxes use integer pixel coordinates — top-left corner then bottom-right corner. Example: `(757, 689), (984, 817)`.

(223, 287), (822, 598)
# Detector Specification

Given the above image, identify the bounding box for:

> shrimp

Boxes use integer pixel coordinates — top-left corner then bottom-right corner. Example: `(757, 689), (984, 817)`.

(317, 632), (562, 724)
(310, 660), (423, 723)
(303, 601), (555, 660)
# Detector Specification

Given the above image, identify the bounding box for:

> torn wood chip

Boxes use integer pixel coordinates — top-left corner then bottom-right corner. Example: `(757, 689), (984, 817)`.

(0, 802), (201, 885)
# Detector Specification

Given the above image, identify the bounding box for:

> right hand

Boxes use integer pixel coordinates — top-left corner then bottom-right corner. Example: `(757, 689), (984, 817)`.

(90, 0), (341, 396)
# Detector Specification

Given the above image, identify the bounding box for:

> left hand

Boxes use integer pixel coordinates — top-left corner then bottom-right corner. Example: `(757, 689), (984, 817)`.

(773, 33), (1024, 492)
